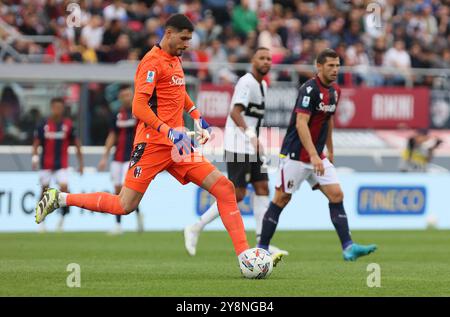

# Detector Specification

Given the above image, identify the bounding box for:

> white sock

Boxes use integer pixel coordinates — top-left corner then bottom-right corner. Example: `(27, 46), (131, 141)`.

(58, 193), (68, 207)
(237, 200), (247, 211)
(195, 200), (247, 231)
(195, 202), (220, 230)
(253, 195), (270, 241)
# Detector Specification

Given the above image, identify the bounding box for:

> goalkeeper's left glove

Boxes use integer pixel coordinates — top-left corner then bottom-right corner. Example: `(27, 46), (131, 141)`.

(194, 117), (212, 145)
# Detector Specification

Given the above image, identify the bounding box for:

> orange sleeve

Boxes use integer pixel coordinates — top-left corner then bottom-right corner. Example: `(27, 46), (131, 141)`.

(184, 91), (201, 120)
(135, 58), (158, 95)
(132, 60), (170, 135)
(132, 92), (163, 129)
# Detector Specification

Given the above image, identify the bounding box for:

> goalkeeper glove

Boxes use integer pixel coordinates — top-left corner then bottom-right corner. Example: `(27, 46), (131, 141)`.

(168, 128), (194, 155)
(194, 117), (212, 145)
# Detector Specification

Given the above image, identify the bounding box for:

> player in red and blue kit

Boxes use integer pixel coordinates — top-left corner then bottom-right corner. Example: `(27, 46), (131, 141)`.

(257, 49), (377, 262)
(32, 97), (84, 232)
(98, 85), (144, 234)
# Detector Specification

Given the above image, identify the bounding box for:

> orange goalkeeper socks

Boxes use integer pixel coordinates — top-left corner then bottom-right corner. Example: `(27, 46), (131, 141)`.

(209, 176), (249, 255)
(66, 192), (127, 215)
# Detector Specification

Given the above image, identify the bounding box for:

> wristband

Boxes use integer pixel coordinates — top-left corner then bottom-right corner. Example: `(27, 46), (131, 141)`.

(189, 107), (201, 120)
(157, 123), (170, 136)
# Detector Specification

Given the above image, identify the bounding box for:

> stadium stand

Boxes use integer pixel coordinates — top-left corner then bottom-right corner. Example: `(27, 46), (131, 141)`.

(0, 0), (449, 174)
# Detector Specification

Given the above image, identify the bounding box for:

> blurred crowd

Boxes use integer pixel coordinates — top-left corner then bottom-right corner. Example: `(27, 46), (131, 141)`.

(1, 0), (450, 145)
(0, 0), (449, 85)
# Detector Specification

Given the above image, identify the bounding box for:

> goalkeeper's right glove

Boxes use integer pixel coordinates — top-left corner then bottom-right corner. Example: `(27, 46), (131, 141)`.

(158, 123), (196, 155)
(166, 127), (193, 155)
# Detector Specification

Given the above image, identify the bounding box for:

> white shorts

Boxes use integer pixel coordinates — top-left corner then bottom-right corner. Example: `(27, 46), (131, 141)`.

(39, 169), (69, 187)
(275, 157), (339, 194)
(110, 160), (129, 186)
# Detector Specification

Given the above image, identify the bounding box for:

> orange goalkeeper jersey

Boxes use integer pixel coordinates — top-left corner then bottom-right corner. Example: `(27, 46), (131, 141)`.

(133, 44), (195, 147)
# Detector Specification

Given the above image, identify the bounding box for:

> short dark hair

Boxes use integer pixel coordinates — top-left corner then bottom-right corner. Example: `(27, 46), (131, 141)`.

(50, 97), (64, 105)
(254, 47), (270, 55)
(316, 48), (339, 64)
(165, 14), (194, 32)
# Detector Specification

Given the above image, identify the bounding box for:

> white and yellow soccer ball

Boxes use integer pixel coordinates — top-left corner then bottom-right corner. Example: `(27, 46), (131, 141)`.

(239, 248), (273, 279)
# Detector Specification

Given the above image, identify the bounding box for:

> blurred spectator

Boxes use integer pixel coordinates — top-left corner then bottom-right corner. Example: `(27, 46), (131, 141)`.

(89, 0), (104, 16)
(225, 35), (247, 63)
(204, 0), (230, 25)
(0, 0), (447, 77)
(80, 15), (104, 50)
(0, 85), (21, 143)
(79, 37), (98, 63)
(18, 107), (42, 144)
(323, 18), (344, 49)
(103, 0), (128, 23)
(285, 18), (302, 56)
(258, 20), (287, 64)
(407, 3), (438, 46)
(232, 0), (258, 39)
(346, 41), (371, 85)
(343, 21), (362, 46)
(434, 48), (450, 69)
(2, 0), (450, 147)
(106, 33), (131, 63)
(195, 12), (222, 44)
(184, 0), (203, 24)
(383, 39), (411, 86)
(207, 39), (236, 84)
(19, 13), (39, 36)
(102, 19), (123, 47)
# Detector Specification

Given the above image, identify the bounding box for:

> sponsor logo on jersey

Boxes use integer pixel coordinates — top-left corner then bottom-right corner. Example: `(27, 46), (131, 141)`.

(134, 166), (142, 178)
(129, 143), (146, 169)
(44, 124), (68, 139)
(306, 86), (313, 94)
(146, 71), (155, 83)
(302, 96), (310, 108)
(316, 102), (336, 112)
(247, 106), (265, 116)
(170, 75), (185, 86)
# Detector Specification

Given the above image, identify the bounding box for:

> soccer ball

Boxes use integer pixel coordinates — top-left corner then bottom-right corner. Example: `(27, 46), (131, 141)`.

(239, 248), (273, 279)
(426, 214), (438, 229)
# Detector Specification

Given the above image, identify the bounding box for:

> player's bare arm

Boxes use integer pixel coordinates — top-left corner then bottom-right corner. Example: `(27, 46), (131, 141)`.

(296, 112), (324, 176)
(31, 138), (40, 171)
(98, 131), (116, 171)
(230, 103), (264, 155)
(326, 117), (334, 163)
(74, 139), (84, 175)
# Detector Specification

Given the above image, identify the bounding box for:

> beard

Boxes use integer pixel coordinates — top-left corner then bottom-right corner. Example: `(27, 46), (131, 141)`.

(257, 67), (270, 76)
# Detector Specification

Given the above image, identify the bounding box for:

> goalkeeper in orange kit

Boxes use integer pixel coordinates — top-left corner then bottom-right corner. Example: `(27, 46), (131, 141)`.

(34, 14), (275, 269)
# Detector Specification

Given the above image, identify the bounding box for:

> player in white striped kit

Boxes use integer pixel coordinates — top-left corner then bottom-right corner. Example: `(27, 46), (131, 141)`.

(184, 47), (288, 258)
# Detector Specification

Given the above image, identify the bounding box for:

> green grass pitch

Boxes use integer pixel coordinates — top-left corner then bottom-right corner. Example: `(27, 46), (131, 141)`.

(1, 230), (449, 296)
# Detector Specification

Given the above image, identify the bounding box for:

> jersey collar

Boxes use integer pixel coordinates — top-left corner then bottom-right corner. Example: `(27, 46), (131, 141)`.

(315, 75), (331, 88)
(155, 43), (176, 60)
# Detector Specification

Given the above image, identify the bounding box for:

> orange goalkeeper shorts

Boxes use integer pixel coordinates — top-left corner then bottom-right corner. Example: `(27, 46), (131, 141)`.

(124, 142), (216, 193)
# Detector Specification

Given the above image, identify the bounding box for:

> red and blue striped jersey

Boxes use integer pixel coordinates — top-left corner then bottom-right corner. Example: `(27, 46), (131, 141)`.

(111, 107), (137, 162)
(34, 118), (77, 170)
(280, 76), (341, 163)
